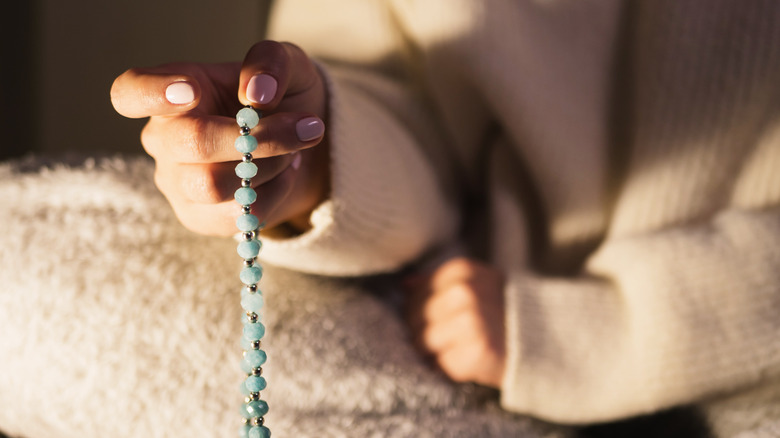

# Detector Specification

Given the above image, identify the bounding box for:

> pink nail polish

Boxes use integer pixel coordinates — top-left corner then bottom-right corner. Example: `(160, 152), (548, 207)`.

(246, 74), (277, 105)
(296, 117), (325, 142)
(291, 153), (302, 170)
(165, 82), (194, 105)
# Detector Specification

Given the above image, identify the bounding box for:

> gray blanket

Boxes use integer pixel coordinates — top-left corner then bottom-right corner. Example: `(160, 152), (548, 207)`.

(0, 156), (570, 438)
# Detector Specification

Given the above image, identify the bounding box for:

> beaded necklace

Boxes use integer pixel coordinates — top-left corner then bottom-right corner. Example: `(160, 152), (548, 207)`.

(234, 106), (271, 438)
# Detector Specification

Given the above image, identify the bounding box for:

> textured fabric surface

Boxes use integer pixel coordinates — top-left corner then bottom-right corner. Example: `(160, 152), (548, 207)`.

(263, 0), (780, 424)
(0, 156), (570, 438)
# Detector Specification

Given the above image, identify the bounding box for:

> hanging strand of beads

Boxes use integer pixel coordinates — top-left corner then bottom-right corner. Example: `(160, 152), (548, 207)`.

(235, 106), (271, 438)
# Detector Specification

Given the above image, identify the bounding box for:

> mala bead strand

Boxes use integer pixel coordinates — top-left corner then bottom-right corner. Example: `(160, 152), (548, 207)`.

(234, 106), (272, 438)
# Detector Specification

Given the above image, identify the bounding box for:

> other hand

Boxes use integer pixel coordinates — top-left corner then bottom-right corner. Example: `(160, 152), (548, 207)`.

(405, 258), (506, 388)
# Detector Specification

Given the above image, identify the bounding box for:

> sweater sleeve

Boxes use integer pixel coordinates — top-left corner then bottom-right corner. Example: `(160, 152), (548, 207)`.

(500, 205), (780, 423)
(258, 64), (457, 276)
(255, 0), (466, 275)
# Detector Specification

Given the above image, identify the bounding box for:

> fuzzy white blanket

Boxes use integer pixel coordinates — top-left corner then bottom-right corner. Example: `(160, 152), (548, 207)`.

(0, 156), (571, 438)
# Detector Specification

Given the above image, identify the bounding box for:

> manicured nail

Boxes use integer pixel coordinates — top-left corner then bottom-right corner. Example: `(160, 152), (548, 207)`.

(291, 152), (302, 170)
(165, 81), (194, 105)
(295, 117), (325, 142)
(246, 74), (277, 104)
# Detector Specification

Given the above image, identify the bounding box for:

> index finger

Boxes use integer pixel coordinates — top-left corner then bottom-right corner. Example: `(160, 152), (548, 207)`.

(110, 68), (201, 119)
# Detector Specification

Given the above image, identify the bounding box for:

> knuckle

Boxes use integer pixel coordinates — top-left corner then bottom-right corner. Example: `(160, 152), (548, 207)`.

(257, 122), (287, 155)
(444, 258), (478, 278)
(281, 41), (306, 63)
(282, 42), (316, 74)
(441, 361), (470, 383)
(183, 117), (214, 162)
(450, 284), (477, 306)
(153, 166), (163, 188)
(420, 327), (437, 351)
(152, 166), (170, 195)
(251, 40), (288, 63)
(139, 122), (158, 157)
(188, 169), (224, 204)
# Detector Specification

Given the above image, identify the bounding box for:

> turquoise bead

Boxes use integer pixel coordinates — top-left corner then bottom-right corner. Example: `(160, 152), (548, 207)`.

(241, 349), (267, 372)
(240, 335), (255, 350)
(240, 380), (251, 396)
(237, 214), (260, 232)
(245, 375), (267, 393)
(237, 107), (260, 129)
(239, 400), (269, 418)
(237, 240), (261, 258)
(235, 161), (258, 179)
(241, 293), (264, 312)
(243, 322), (266, 341)
(240, 266), (263, 285)
(239, 424), (252, 438)
(235, 187), (257, 205)
(241, 286), (261, 298)
(248, 426), (271, 438)
(235, 135), (258, 154)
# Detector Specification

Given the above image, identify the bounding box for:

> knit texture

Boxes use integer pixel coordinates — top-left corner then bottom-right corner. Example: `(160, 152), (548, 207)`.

(0, 156), (570, 438)
(266, 0), (780, 425)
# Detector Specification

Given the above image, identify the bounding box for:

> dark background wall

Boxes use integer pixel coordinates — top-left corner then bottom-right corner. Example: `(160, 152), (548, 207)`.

(0, 0), (272, 160)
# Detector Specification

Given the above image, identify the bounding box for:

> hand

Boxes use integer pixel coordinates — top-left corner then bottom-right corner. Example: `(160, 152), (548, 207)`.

(110, 41), (330, 235)
(405, 258), (506, 388)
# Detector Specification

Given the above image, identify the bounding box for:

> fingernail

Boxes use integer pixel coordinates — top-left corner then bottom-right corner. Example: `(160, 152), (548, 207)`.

(296, 117), (325, 142)
(291, 152), (302, 170)
(247, 74), (277, 105)
(165, 82), (195, 105)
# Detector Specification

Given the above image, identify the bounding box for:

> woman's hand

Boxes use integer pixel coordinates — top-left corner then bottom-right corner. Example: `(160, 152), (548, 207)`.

(405, 258), (507, 388)
(110, 41), (330, 236)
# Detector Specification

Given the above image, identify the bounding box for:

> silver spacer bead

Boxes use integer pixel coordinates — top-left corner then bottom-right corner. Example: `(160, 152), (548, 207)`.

(251, 417), (265, 427)
(242, 205), (252, 214)
(251, 340), (261, 349)
(244, 259), (254, 267)
(241, 178), (252, 188)
(243, 153), (253, 163)
(249, 392), (260, 401)
(248, 284), (258, 292)
(244, 396), (252, 404)
(247, 312), (259, 323)
(240, 126), (251, 136)
(242, 232), (254, 241)
(252, 367), (263, 376)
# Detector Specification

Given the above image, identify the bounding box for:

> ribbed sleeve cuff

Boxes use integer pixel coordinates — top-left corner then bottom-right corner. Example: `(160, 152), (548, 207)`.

(258, 66), (456, 276)
(500, 274), (645, 424)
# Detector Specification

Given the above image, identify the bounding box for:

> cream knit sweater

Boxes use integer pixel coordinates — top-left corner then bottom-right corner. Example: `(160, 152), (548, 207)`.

(259, 0), (780, 424)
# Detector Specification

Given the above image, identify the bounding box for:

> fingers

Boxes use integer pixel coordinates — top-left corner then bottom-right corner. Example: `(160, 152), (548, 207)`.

(417, 311), (477, 354)
(111, 68), (201, 118)
(142, 112), (325, 163)
(164, 163), (299, 236)
(404, 258), (507, 387)
(158, 155), (296, 204)
(436, 344), (500, 384)
(239, 41), (325, 114)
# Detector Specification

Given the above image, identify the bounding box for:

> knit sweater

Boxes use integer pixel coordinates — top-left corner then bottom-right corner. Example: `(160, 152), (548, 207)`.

(259, 0), (780, 424)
